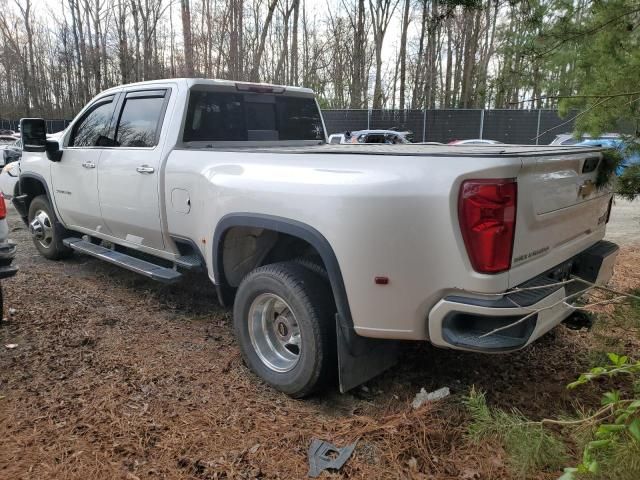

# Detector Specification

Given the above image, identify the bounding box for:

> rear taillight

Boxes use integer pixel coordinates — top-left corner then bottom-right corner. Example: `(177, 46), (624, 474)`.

(0, 193), (6, 220)
(458, 179), (517, 274)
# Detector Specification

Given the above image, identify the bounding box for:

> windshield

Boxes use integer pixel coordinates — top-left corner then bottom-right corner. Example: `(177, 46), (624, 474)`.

(183, 90), (325, 143)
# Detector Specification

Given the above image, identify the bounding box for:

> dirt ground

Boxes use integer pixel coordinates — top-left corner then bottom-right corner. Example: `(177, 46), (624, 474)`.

(1, 204), (639, 480)
(605, 198), (640, 246)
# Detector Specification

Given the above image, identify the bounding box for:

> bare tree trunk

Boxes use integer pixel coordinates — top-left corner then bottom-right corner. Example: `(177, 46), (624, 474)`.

(398, 0), (410, 110)
(117, 1), (130, 83)
(444, 17), (452, 107)
(181, 0), (194, 76)
(249, 0), (279, 82)
(411, 0), (428, 108)
(370, 0), (399, 109)
(18, 0), (38, 110)
(169, 0), (175, 76)
(349, 0), (366, 108)
(289, 0), (300, 85)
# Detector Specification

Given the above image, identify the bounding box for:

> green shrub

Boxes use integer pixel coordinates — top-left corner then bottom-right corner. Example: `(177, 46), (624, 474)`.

(560, 354), (640, 479)
(465, 388), (567, 478)
(616, 164), (640, 201)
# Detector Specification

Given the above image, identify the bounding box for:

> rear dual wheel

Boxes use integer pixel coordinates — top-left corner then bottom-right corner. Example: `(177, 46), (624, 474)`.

(233, 261), (335, 398)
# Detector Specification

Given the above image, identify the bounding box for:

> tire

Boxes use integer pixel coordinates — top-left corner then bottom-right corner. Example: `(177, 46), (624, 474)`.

(27, 195), (73, 260)
(233, 262), (336, 397)
(293, 255), (329, 282)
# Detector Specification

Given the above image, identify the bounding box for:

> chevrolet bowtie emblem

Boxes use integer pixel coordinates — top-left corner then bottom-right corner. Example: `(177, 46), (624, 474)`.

(578, 179), (596, 198)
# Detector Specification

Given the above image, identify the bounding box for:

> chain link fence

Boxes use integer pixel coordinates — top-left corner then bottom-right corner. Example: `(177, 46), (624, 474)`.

(0, 110), (597, 145)
(0, 119), (70, 134)
(323, 109), (579, 145)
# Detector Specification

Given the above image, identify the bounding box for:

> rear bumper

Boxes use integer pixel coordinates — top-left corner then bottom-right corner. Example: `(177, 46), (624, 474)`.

(428, 240), (619, 352)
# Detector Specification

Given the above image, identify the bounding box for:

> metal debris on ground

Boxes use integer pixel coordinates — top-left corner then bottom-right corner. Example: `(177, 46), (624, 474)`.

(411, 386), (450, 409)
(5, 344), (18, 349)
(307, 438), (357, 478)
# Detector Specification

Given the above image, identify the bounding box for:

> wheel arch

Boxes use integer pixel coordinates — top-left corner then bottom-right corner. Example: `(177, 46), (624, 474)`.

(212, 213), (354, 329)
(15, 172), (55, 222)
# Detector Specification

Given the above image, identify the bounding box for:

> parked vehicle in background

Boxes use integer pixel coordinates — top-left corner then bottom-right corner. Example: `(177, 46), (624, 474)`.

(574, 138), (640, 175)
(448, 139), (503, 145)
(17, 78), (619, 398)
(0, 137), (21, 167)
(0, 193), (18, 314)
(328, 129), (412, 144)
(0, 129), (15, 136)
(549, 133), (620, 146)
(0, 135), (16, 145)
(0, 160), (20, 199)
(1, 138), (21, 166)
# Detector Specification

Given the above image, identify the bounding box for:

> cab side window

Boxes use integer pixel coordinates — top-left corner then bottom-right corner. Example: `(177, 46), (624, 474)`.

(114, 91), (167, 148)
(69, 97), (115, 147)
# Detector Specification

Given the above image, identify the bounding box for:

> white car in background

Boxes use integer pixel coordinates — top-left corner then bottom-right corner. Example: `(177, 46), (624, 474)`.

(0, 161), (20, 199)
(448, 139), (503, 145)
(328, 129), (413, 144)
(0, 192), (18, 313)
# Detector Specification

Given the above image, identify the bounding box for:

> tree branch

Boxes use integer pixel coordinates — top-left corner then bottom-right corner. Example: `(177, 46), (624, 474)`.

(510, 91), (640, 106)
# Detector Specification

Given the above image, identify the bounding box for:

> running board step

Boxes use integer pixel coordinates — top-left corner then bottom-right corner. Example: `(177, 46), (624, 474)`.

(174, 253), (203, 270)
(63, 237), (182, 284)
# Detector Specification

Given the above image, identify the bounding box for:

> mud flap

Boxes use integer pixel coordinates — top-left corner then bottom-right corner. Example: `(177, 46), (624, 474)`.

(336, 315), (399, 393)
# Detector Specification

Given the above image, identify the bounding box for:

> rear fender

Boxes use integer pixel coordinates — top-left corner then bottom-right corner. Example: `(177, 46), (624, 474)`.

(212, 213), (399, 392)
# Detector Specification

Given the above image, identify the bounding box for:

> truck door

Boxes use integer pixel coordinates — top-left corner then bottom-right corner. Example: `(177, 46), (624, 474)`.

(97, 89), (170, 251)
(51, 94), (117, 231)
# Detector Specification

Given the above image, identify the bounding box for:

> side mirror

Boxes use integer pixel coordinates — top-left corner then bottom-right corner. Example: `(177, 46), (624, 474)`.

(45, 140), (62, 162)
(20, 118), (47, 152)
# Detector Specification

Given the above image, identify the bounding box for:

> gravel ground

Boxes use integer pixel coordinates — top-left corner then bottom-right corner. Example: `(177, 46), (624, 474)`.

(0, 204), (638, 479)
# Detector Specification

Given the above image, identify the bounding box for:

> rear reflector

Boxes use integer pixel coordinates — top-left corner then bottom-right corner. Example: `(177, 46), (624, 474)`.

(458, 179), (517, 274)
(0, 193), (6, 220)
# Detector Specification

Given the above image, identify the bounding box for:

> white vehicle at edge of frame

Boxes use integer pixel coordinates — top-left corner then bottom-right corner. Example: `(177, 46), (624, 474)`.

(16, 78), (619, 397)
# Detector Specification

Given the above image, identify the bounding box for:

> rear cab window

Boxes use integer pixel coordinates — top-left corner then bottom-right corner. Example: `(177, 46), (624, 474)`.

(182, 87), (325, 145)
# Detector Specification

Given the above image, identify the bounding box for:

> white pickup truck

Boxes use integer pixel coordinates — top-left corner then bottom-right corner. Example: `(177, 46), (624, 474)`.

(17, 79), (618, 397)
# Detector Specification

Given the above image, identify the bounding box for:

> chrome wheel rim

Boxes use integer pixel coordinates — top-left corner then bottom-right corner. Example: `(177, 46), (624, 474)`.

(248, 293), (301, 373)
(29, 210), (54, 249)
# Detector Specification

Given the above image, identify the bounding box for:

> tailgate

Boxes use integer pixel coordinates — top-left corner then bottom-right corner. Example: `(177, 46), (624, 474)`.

(509, 150), (613, 287)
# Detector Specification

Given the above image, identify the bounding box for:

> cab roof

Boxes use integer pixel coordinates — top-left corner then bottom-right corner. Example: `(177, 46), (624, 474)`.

(102, 78), (315, 96)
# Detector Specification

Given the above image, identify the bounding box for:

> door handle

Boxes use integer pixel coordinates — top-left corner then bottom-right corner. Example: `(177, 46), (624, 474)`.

(136, 165), (155, 174)
(82, 161), (95, 169)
